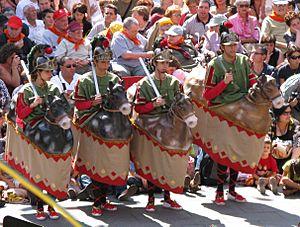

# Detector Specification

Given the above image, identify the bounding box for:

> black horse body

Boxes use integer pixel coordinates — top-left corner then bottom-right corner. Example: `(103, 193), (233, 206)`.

(85, 82), (132, 140)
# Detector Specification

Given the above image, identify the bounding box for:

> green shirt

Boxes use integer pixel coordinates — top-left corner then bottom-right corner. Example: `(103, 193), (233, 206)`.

(205, 53), (253, 108)
(135, 74), (181, 115)
(73, 71), (121, 123)
(21, 82), (61, 125)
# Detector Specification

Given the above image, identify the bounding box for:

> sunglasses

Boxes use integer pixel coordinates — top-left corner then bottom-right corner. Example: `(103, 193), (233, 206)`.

(289, 55), (300, 60)
(64, 64), (76, 68)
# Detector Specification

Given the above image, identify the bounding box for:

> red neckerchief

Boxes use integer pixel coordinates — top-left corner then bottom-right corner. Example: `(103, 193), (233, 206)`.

(64, 35), (85, 51)
(269, 12), (285, 23)
(122, 30), (141, 45)
(106, 28), (112, 40)
(167, 36), (191, 59)
(48, 26), (66, 44)
(4, 29), (25, 43)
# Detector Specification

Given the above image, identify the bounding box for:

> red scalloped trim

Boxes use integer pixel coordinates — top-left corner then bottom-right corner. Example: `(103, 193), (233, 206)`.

(134, 166), (183, 194)
(75, 164), (127, 186)
(192, 99), (265, 139)
(7, 157), (68, 199)
(73, 123), (131, 149)
(193, 137), (256, 174)
(133, 125), (190, 157)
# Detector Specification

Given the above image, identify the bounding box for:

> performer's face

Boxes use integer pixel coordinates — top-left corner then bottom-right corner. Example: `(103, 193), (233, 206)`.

(155, 61), (169, 74)
(222, 44), (238, 59)
(95, 60), (110, 72)
(39, 70), (53, 81)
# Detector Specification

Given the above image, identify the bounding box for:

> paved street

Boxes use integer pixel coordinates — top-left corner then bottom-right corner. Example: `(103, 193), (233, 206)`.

(0, 185), (299, 227)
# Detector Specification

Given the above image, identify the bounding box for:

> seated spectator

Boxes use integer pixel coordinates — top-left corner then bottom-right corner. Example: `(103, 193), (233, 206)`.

(252, 136), (279, 195)
(269, 103), (300, 173)
(111, 17), (153, 76)
(281, 158), (300, 196)
(0, 16), (34, 63)
(210, 0), (228, 15)
(54, 21), (90, 75)
(261, 33), (284, 68)
(87, 4), (117, 40)
(16, 0), (39, 20)
(183, 0), (212, 42)
(228, 0), (259, 44)
(69, 3), (92, 37)
(136, 0), (155, 13)
(164, 4), (182, 25)
(277, 44), (300, 85)
(284, 11), (300, 48)
(40, 8), (55, 29)
(151, 17), (173, 50)
(23, 4), (45, 44)
(180, 0), (200, 25)
(250, 44), (276, 78)
(37, 0), (51, 18)
(131, 5), (150, 36)
(260, 0), (289, 51)
(161, 25), (199, 70)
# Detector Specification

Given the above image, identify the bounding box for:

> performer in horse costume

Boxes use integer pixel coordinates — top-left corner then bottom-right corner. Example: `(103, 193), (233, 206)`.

(194, 32), (284, 205)
(6, 44), (73, 220)
(131, 50), (198, 212)
(73, 35), (132, 216)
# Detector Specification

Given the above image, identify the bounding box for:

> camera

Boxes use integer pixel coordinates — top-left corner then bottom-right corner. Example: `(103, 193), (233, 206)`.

(289, 91), (300, 111)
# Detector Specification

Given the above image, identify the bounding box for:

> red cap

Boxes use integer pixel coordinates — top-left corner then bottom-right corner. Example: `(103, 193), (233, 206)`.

(53, 8), (69, 20)
(7, 16), (22, 29)
(68, 21), (82, 32)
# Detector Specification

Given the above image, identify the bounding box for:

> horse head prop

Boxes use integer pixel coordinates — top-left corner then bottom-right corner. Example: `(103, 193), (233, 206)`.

(170, 92), (198, 128)
(103, 81), (131, 116)
(44, 94), (71, 130)
(213, 74), (284, 134)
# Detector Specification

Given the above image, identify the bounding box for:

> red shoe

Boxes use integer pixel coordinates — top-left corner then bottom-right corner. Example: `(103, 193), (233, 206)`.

(215, 192), (225, 205)
(35, 209), (47, 221)
(228, 192), (246, 203)
(101, 202), (117, 211)
(163, 199), (183, 210)
(145, 201), (156, 212)
(48, 207), (60, 220)
(91, 206), (102, 216)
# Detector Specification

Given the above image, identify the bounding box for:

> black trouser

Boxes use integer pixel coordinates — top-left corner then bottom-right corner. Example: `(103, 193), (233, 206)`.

(147, 180), (170, 202)
(216, 163), (238, 193)
(91, 179), (108, 207)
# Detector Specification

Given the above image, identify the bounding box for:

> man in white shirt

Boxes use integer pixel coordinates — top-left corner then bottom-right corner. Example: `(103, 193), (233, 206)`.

(51, 57), (80, 94)
(16, 0), (39, 20)
(23, 4), (45, 44)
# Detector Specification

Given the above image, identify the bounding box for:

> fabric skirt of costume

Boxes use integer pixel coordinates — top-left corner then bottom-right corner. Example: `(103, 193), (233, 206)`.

(130, 123), (190, 194)
(73, 123), (131, 186)
(5, 121), (72, 199)
(192, 101), (265, 174)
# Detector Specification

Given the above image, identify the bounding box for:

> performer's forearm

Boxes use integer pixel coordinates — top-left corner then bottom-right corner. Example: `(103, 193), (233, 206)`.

(203, 80), (227, 101)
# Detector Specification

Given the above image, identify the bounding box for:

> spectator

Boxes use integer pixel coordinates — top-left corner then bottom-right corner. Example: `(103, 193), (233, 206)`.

(87, 4), (117, 40)
(41, 8), (68, 50)
(277, 44), (300, 85)
(250, 44), (276, 78)
(260, 0), (289, 51)
(23, 4), (45, 44)
(228, 0), (259, 44)
(210, 0), (229, 15)
(40, 8), (54, 29)
(38, 0), (51, 14)
(16, 0), (39, 20)
(183, 0), (212, 42)
(281, 157), (300, 196)
(161, 0), (173, 10)
(54, 21), (90, 75)
(111, 17), (153, 76)
(252, 136), (279, 195)
(180, 0), (200, 25)
(261, 33), (284, 68)
(70, 3), (92, 37)
(151, 17), (173, 50)
(164, 4), (182, 25)
(284, 11), (300, 48)
(136, 0), (154, 12)
(0, 16), (34, 63)
(131, 5), (150, 36)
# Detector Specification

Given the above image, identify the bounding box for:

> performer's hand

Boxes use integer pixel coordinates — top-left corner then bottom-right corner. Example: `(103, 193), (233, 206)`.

(153, 97), (166, 107)
(224, 72), (233, 84)
(92, 95), (102, 106)
(30, 96), (43, 108)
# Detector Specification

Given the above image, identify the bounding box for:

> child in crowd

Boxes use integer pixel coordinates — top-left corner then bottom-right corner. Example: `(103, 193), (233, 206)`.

(252, 136), (279, 194)
(281, 158), (300, 196)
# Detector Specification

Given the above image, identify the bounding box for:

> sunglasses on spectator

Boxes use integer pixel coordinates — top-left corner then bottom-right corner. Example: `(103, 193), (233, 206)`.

(289, 55), (300, 60)
(239, 4), (249, 7)
(64, 64), (76, 68)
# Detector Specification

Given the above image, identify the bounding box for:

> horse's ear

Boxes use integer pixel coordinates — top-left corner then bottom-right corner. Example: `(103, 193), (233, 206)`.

(47, 94), (54, 104)
(260, 73), (267, 84)
(108, 81), (114, 91)
(59, 93), (71, 111)
(120, 80), (124, 87)
(175, 91), (182, 101)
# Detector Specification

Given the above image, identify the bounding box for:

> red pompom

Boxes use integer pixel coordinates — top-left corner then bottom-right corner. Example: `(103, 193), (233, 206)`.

(102, 39), (110, 48)
(223, 21), (233, 29)
(44, 47), (53, 54)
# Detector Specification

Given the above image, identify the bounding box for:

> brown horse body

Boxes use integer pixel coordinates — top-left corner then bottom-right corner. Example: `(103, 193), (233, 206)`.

(134, 93), (197, 151)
